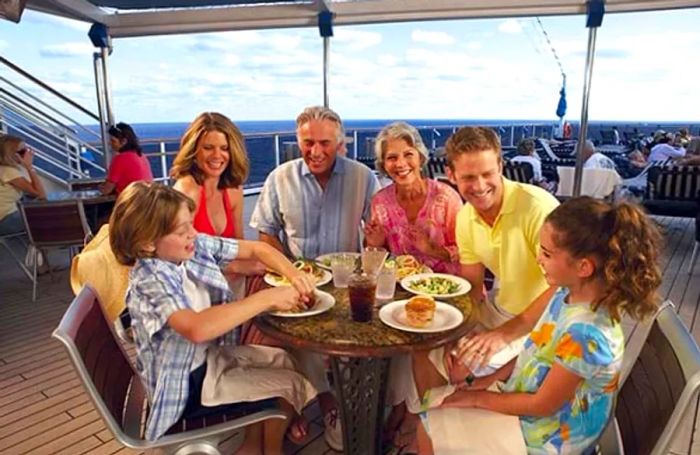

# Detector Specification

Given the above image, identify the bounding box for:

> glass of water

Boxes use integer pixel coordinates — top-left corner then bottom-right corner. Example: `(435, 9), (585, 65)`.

(331, 254), (356, 288)
(375, 265), (397, 300)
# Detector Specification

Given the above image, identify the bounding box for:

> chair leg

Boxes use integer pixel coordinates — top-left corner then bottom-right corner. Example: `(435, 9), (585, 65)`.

(689, 242), (699, 275)
(32, 249), (38, 302)
(0, 238), (33, 281)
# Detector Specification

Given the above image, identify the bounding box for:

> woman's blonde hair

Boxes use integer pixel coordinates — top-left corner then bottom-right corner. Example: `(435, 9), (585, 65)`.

(373, 122), (429, 175)
(170, 112), (249, 188)
(0, 135), (23, 167)
(109, 181), (195, 266)
(545, 197), (662, 322)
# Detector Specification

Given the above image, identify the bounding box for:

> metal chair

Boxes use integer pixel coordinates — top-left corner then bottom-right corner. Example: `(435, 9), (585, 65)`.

(689, 212), (699, 274)
(18, 199), (93, 301)
(598, 301), (700, 455)
(53, 286), (287, 455)
(0, 231), (32, 281)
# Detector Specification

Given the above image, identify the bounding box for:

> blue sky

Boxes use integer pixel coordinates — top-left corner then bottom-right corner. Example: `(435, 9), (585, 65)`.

(1, 7), (699, 124)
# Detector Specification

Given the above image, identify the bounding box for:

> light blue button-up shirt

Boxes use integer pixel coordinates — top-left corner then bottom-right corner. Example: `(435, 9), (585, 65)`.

(250, 156), (379, 259)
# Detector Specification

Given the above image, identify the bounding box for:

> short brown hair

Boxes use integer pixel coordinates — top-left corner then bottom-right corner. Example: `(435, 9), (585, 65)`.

(109, 182), (195, 266)
(444, 127), (501, 169)
(170, 112), (249, 189)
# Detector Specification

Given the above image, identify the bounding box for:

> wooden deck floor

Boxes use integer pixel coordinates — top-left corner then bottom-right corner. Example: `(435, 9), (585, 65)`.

(0, 214), (698, 454)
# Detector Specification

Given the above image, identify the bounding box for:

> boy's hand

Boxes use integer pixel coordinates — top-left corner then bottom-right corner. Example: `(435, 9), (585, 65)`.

(267, 286), (307, 313)
(289, 273), (315, 305)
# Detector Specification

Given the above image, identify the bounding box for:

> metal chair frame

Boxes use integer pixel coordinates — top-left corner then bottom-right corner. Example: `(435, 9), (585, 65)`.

(18, 199), (93, 301)
(0, 231), (32, 281)
(53, 286), (287, 455)
(598, 301), (700, 455)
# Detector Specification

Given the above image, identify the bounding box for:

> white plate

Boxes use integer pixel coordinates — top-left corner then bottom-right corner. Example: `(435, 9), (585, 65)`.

(269, 289), (335, 318)
(264, 268), (332, 287)
(314, 252), (360, 270)
(400, 273), (471, 298)
(379, 299), (464, 333)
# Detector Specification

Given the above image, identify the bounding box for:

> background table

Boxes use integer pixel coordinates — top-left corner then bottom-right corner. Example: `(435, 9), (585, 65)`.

(255, 285), (474, 455)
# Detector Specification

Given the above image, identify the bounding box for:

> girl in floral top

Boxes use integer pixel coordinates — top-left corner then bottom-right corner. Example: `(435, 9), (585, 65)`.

(419, 197), (662, 454)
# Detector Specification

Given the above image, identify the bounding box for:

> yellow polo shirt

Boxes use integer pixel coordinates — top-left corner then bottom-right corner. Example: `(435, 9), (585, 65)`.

(456, 178), (559, 315)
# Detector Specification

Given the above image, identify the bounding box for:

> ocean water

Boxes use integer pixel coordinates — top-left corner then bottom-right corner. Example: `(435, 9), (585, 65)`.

(82, 119), (698, 187)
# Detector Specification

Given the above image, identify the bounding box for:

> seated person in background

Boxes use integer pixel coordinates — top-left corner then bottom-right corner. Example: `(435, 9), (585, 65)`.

(628, 148), (648, 169)
(678, 127), (691, 147)
(581, 140), (616, 169)
(110, 182), (318, 450)
(0, 135), (46, 235)
(364, 121), (462, 275)
(648, 132), (686, 162)
(250, 105), (380, 451)
(417, 197), (662, 455)
(100, 122), (153, 195)
(511, 138), (556, 192)
(677, 137), (700, 166)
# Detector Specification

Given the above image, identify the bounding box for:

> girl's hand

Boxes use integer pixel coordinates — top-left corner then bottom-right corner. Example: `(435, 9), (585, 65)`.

(288, 273), (315, 304)
(266, 286), (306, 313)
(454, 330), (508, 372)
(363, 220), (386, 247)
(441, 390), (480, 408)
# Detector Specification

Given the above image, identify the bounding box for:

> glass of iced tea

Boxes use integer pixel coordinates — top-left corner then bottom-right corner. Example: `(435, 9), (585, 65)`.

(348, 272), (377, 322)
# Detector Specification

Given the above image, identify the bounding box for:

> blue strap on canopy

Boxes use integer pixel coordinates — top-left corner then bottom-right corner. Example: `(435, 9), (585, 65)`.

(556, 83), (567, 119)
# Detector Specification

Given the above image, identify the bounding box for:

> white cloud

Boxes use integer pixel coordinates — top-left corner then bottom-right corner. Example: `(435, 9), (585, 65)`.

(223, 54), (240, 67)
(499, 19), (523, 34)
(411, 30), (455, 45)
(40, 42), (95, 57)
(377, 53), (399, 67)
(0, 40), (7, 50)
(466, 41), (482, 50)
(334, 29), (382, 51)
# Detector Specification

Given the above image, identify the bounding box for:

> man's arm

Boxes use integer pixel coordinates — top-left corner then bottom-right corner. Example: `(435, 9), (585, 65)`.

(460, 262), (486, 303)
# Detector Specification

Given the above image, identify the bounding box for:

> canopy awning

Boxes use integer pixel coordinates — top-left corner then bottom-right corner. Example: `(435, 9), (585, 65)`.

(23, 0), (700, 38)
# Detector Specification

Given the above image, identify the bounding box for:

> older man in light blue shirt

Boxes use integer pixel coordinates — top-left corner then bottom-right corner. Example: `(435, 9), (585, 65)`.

(250, 106), (379, 259)
(249, 105), (379, 450)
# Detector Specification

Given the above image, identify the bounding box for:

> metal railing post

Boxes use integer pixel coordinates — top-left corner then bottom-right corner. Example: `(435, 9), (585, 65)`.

(93, 52), (110, 167)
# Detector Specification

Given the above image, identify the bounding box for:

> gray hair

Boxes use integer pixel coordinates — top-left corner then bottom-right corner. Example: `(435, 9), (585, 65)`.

(687, 137), (700, 155)
(374, 122), (429, 175)
(296, 106), (345, 143)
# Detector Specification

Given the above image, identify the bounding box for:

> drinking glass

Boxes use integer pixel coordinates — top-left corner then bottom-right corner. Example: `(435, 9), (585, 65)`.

(361, 246), (388, 276)
(375, 265), (396, 300)
(348, 272), (377, 322)
(330, 254), (356, 288)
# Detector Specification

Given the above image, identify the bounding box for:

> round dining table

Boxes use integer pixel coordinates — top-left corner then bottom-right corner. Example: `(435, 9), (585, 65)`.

(255, 284), (475, 455)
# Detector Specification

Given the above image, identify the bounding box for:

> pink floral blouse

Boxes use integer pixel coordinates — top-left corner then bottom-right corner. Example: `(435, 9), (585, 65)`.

(370, 179), (463, 274)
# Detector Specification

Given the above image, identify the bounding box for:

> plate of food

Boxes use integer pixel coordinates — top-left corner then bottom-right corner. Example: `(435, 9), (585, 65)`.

(264, 260), (332, 287)
(379, 296), (463, 333)
(400, 273), (471, 298)
(269, 289), (336, 318)
(387, 254), (433, 280)
(314, 252), (360, 270)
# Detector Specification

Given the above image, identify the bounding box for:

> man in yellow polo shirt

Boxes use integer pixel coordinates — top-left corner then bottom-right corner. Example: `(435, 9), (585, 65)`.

(413, 126), (559, 398)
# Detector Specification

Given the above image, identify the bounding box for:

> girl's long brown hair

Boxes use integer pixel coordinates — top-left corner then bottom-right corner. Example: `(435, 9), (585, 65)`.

(546, 197), (662, 322)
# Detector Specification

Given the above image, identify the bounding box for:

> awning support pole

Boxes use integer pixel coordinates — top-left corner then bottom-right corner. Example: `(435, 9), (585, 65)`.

(318, 9), (334, 108)
(573, 0), (605, 197)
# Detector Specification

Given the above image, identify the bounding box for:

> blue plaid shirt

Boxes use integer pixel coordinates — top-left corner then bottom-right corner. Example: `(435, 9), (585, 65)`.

(126, 234), (239, 440)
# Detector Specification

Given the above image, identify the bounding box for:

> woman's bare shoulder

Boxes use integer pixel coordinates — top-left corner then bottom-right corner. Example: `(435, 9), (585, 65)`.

(173, 175), (200, 198)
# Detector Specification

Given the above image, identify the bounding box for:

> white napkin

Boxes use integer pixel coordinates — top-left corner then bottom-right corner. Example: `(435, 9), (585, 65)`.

(470, 335), (527, 377)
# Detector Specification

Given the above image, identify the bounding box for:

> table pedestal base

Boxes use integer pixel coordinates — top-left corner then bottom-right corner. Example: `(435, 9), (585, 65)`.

(330, 356), (390, 455)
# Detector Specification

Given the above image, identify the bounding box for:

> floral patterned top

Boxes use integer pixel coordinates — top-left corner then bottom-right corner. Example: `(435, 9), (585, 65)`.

(370, 179), (462, 274)
(503, 288), (624, 454)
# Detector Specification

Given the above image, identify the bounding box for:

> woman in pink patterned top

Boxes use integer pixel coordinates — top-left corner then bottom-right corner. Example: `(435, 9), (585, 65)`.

(363, 122), (462, 275)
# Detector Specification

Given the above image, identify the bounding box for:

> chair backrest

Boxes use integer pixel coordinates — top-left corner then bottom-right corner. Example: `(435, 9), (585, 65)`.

(646, 165), (700, 202)
(18, 200), (92, 248)
(556, 166), (622, 199)
(426, 156), (447, 179)
(607, 303), (700, 455)
(503, 160), (534, 184)
(52, 286), (146, 443)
